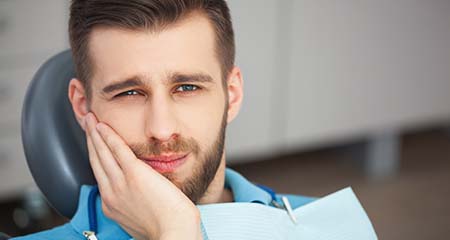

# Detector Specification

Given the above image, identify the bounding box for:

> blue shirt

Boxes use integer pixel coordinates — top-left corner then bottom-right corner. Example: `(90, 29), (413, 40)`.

(12, 168), (315, 239)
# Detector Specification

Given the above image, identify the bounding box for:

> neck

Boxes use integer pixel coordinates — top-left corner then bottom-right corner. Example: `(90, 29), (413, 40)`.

(197, 153), (234, 204)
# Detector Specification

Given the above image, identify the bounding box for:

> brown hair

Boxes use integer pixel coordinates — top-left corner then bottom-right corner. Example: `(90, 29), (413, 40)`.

(69, 0), (235, 98)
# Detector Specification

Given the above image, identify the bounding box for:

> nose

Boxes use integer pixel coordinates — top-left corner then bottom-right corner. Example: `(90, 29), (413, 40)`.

(144, 94), (179, 142)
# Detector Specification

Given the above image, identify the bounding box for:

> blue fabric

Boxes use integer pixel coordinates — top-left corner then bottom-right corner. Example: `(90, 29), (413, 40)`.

(87, 186), (99, 233)
(11, 168), (316, 239)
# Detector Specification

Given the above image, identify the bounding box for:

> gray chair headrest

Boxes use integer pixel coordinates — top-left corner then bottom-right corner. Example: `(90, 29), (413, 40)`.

(21, 50), (96, 218)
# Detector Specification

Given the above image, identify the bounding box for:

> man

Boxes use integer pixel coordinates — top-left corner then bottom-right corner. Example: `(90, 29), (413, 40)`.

(14, 0), (314, 239)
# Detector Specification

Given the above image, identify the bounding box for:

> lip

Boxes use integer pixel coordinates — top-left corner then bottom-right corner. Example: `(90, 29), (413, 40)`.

(140, 153), (189, 173)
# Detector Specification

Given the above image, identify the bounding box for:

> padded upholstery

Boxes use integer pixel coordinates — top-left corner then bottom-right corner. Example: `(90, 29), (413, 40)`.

(21, 50), (95, 218)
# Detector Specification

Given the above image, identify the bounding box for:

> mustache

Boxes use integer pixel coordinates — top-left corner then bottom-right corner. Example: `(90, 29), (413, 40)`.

(129, 136), (200, 157)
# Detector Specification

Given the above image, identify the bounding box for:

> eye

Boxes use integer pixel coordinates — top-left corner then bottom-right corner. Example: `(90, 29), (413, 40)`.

(114, 90), (143, 98)
(174, 84), (200, 93)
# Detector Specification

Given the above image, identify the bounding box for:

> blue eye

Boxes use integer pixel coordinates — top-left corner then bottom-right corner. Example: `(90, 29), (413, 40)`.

(175, 84), (199, 92)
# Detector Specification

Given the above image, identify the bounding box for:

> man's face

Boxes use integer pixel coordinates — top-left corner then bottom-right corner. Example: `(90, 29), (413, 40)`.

(84, 14), (229, 202)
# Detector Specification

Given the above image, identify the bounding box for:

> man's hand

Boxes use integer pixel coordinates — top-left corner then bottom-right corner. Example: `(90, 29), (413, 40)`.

(84, 112), (203, 240)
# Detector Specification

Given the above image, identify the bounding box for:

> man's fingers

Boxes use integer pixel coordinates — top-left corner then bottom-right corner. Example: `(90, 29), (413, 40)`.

(95, 122), (143, 173)
(86, 129), (109, 189)
(86, 113), (125, 183)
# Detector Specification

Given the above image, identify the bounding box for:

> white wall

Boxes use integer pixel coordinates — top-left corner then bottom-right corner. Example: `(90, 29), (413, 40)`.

(226, 0), (284, 162)
(226, 0), (450, 161)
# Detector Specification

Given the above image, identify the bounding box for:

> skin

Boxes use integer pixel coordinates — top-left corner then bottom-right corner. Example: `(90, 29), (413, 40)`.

(68, 13), (243, 240)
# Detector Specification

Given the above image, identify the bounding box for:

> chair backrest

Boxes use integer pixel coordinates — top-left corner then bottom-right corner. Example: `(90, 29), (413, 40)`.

(21, 50), (96, 218)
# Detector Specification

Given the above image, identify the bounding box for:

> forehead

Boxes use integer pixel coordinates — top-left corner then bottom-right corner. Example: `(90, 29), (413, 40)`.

(88, 13), (222, 86)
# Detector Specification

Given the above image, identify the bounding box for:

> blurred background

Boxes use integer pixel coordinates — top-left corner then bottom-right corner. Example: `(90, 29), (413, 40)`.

(0, 0), (449, 239)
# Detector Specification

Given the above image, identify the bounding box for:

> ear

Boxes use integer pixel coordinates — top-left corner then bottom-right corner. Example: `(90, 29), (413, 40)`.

(68, 78), (89, 131)
(226, 66), (244, 124)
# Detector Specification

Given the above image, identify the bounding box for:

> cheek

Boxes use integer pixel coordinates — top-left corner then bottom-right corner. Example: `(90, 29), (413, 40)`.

(92, 103), (147, 144)
(90, 92), (226, 147)
(177, 96), (226, 148)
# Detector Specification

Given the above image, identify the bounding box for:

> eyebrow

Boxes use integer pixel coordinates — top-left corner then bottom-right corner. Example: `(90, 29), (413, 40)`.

(102, 77), (146, 94)
(101, 72), (214, 94)
(170, 72), (214, 85)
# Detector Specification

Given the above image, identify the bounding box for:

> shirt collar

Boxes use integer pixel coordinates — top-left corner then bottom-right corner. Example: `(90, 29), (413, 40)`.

(225, 168), (272, 205)
(71, 185), (131, 238)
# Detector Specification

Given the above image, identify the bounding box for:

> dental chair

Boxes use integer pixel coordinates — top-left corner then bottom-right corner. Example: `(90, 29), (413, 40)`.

(0, 51), (89, 239)
(1, 50), (86, 239)
(21, 50), (95, 220)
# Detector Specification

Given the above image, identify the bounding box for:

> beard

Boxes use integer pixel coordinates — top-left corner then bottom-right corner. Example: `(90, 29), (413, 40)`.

(129, 109), (227, 203)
